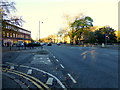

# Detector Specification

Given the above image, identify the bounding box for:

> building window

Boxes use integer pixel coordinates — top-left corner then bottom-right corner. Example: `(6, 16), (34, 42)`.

(16, 34), (17, 38)
(10, 33), (13, 37)
(13, 34), (15, 38)
(2, 31), (5, 37)
(7, 33), (9, 37)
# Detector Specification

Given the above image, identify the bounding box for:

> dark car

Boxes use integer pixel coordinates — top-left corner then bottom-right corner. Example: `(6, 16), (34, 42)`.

(47, 43), (52, 46)
(57, 43), (61, 46)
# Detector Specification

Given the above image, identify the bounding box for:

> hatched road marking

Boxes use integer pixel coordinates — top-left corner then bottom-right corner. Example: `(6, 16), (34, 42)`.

(46, 77), (54, 85)
(5, 62), (66, 89)
(20, 65), (66, 89)
(27, 69), (32, 75)
(10, 66), (14, 70)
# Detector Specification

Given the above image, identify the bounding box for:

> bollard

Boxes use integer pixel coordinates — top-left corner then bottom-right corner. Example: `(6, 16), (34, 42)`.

(102, 43), (104, 47)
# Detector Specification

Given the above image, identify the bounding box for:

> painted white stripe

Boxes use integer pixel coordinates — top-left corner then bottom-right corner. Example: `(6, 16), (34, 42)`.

(20, 65), (66, 89)
(48, 60), (51, 62)
(81, 51), (88, 55)
(33, 57), (36, 59)
(6, 62), (15, 65)
(83, 55), (86, 60)
(56, 59), (59, 62)
(10, 66), (14, 70)
(46, 77), (53, 85)
(53, 56), (55, 58)
(67, 73), (77, 83)
(60, 64), (64, 69)
(27, 69), (32, 75)
(6, 62), (19, 67)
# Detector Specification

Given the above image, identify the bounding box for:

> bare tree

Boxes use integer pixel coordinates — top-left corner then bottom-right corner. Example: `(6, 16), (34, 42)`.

(1, 0), (24, 27)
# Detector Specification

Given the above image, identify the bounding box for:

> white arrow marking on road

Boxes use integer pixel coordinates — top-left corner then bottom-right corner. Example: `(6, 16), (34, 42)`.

(82, 55), (86, 60)
(67, 73), (77, 83)
(60, 64), (64, 69)
(10, 66), (14, 70)
(81, 51), (88, 55)
(27, 69), (32, 75)
(46, 77), (53, 85)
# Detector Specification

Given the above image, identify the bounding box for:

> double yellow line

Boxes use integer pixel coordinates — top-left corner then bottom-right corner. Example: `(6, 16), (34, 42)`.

(2, 68), (50, 90)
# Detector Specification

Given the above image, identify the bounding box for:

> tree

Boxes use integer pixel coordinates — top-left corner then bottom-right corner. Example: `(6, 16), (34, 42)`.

(57, 28), (68, 43)
(94, 26), (117, 44)
(70, 16), (93, 44)
(1, 0), (16, 20)
(1, 0), (24, 27)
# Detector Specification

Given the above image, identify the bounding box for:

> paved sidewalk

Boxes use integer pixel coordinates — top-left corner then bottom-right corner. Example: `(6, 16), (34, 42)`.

(2, 46), (39, 52)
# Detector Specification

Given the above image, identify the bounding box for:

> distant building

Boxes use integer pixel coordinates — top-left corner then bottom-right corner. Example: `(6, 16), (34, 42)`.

(2, 21), (31, 46)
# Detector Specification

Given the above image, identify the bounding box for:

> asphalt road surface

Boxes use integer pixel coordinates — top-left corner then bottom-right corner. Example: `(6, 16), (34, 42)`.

(2, 44), (119, 89)
(44, 44), (118, 88)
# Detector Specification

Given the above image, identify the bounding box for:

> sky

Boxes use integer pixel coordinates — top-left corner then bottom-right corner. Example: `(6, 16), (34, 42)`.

(12, 0), (119, 40)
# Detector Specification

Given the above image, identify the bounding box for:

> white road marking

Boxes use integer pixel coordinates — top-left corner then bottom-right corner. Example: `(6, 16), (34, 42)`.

(56, 59), (59, 62)
(6, 62), (18, 66)
(10, 66), (14, 70)
(67, 73), (77, 83)
(60, 64), (64, 69)
(27, 69), (32, 75)
(46, 77), (53, 85)
(53, 56), (56, 58)
(33, 57), (36, 60)
(20, 65), (66, 89)
(81, 51), (88, 55)
(48, 60), (51, 62)
(82, 55), (86, 60)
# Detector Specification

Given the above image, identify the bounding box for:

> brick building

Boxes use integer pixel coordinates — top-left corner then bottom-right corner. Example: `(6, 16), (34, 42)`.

(2, 21), (32, 46)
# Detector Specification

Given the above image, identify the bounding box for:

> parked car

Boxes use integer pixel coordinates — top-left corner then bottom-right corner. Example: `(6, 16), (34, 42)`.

(47, 43), (52, 46)
(41, 43), (46, 46)
(18, 43), (24, 47)
(57, 43), (61, 46)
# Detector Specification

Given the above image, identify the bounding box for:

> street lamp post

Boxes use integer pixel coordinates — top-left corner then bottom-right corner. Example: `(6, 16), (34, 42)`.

(39, 21), (43, 42)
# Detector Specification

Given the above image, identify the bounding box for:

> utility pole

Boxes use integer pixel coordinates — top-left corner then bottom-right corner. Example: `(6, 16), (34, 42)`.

(39, 21), (40, 42)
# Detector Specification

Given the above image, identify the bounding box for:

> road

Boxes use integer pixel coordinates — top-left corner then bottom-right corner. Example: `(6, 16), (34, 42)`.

(2, 47), (66, 89)
(44, 44), (118, 88)
(1, 44), (119, 89)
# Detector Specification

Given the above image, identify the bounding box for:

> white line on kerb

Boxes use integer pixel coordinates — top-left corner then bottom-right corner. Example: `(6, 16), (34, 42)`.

(60, 64), (64, 69)
(67, 73), (77, 83)
(56, 59), (59, 62)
